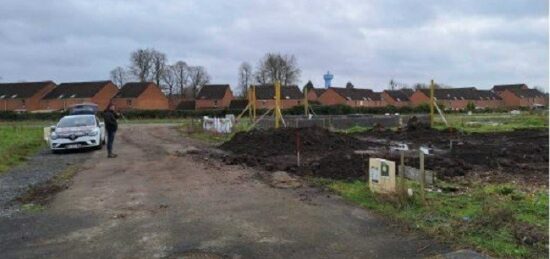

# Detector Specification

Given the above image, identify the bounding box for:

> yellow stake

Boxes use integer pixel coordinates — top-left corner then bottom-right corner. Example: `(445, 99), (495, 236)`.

(275, 81), (281, 128)
(252, 85), (257, 121)
(247, 86), (252, 119)
(430, 79), (435, 128)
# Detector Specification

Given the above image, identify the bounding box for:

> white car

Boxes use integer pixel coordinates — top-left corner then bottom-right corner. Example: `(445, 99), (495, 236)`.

(48, 114), (105, 152)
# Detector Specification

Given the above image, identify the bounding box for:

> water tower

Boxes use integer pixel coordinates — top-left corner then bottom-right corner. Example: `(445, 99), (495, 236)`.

(323, 71), (334, 88)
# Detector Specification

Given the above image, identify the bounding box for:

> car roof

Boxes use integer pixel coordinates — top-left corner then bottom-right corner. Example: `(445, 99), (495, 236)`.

(61, 114), (96, 119)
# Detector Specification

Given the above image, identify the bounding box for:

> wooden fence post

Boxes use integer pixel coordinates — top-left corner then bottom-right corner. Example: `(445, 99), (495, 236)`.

(419, 150), (426, 204)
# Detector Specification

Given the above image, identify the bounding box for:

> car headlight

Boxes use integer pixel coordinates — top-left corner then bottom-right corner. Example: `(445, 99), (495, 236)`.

(88, 129), (99, 136)
(50, 132), (58, 140)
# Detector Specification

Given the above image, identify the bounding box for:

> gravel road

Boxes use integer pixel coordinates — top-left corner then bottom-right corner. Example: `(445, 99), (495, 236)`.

(0, 124), (450, 258)
(0, 148), (91, 216)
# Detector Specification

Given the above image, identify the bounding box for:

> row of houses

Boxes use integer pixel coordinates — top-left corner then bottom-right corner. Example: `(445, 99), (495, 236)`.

(178, 82), (548, 111)
(0, 80), (547, 112)
(305, 82), (547, 110)
(0, 81), (171, 112)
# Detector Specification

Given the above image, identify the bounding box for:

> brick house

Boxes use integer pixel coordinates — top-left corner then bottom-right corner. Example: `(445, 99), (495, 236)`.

(381, 89), (414, 107)
(41, 81), (118, 111)
(498, 88), (548, 108)
(195, 84), (234, 110)
(176, 100), (196, 110)
(0, 81), (56, 111)
(302, 81), (325, 102)
(229, 99), (249, 110)
(492, 84), (528, 94)
(254, 84), (303, 109)
(111, 82), (169, 110)
(410, 87), (502, 110)
(318, 86), (385, 107)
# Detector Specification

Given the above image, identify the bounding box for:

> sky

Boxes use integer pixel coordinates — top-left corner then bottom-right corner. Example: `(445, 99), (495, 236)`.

(0, 0), (548, 91)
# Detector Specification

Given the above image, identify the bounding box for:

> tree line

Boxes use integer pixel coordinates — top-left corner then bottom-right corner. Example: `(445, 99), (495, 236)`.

(110, 48), (210, 98)
(236, 53), (301, 97)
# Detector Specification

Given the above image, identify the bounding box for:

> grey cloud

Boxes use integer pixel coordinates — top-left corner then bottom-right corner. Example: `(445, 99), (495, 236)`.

(0, 0), (547, 90)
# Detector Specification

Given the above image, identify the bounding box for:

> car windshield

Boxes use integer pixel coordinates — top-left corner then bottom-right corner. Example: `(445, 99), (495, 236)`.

(57, 116), (95, 128)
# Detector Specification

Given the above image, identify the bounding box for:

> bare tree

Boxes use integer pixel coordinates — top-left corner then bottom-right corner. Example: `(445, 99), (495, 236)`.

(150, 49), (167, 86)
(110, 66), (129, 88)
(162, 65), (177, 96)
(237, 62), (253, 97)
(188, 66), (210, 98)
(129, 48), (153, 82)
(172, 61), (190, 95)
(389, 79), (396, 90)
(254, 53), (301, 86)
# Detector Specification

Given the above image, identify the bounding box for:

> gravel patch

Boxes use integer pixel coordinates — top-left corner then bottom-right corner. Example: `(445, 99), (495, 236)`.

(0, 148), (91, 216)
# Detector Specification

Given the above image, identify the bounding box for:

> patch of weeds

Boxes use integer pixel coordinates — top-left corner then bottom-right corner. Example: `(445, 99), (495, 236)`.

(21, 203), (45, 213)
(317, 178), (549, 258)
(16, 165), (80, 207)
(0, 126), (45, 174)
(336, 125), (372, 134)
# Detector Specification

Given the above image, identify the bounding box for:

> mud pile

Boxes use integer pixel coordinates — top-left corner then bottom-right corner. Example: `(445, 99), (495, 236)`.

(363, 128), (549, 184)
(219, 125), (548, 185)
(220, 127), (371, 180)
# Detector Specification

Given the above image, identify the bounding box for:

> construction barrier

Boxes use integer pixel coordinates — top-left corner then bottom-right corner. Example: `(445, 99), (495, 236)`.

(202, 116), (233, 134)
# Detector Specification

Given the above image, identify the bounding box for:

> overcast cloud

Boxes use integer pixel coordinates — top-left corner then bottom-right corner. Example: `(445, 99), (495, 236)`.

(0, 0), (548, 90)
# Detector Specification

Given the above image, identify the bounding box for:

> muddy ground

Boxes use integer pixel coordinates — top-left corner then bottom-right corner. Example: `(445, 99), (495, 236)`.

(0, 125), (449, 258)
(220, 125), (549, 186)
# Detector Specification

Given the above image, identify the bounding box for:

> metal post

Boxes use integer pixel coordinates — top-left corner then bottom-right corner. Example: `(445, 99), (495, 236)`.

(419, 150), (426, 203)
(430, 79), (435, 128)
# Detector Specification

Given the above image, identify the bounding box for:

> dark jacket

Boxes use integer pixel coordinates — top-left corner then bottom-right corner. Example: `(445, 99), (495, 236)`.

(103, 110), (118, 132)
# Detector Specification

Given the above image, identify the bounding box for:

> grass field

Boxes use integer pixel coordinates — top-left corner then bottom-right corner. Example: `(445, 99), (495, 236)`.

(0, 126), (45, 174)
(433, 112), (548, 133)
(316, 179), (548, 258)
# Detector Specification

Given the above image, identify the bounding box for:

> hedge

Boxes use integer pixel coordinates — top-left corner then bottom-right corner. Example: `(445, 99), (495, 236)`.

(0, 104), (540, 121)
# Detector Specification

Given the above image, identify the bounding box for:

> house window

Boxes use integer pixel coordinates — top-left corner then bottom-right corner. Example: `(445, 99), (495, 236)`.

(214, 100), (218, 106)
(21, 99), (25, 105)
(127, 99), (132, 106)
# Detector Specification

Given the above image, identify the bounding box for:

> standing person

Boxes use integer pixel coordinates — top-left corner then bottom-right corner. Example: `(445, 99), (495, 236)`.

(103, 103), (119, 158)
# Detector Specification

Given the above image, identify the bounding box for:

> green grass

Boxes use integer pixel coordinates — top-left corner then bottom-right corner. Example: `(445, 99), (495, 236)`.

(20, 203), (45, 213)
(0, 125), (45, 174)
(335, 125), (372, 134)
(433, 112), (548, 133)
(318, 179), (549, 258)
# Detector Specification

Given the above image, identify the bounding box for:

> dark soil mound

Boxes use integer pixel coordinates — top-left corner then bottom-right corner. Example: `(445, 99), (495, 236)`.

(218, 125), (548, 185)
(220, 127), (370, 180)
(221, 126), (363, 156)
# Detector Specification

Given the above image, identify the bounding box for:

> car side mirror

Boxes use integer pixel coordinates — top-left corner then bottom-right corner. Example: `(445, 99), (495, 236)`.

(50, 126), (56, 131)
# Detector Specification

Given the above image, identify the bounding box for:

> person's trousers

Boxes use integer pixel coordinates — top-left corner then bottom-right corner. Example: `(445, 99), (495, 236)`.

(107, 130), (116, 154)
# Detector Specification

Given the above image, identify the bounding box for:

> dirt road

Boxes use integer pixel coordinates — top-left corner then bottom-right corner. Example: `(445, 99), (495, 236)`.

(0, 124), (448, 258)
